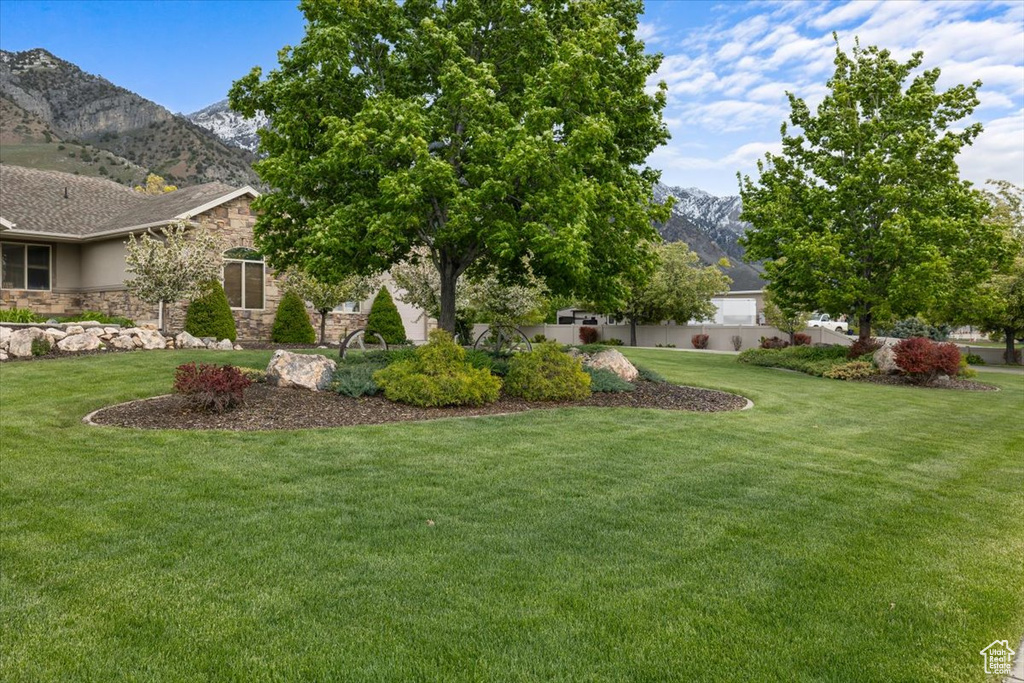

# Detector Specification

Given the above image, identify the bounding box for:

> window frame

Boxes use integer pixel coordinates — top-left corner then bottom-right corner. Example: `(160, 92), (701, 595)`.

(0, 241), (52, 292)
(221, 248), (265, 311)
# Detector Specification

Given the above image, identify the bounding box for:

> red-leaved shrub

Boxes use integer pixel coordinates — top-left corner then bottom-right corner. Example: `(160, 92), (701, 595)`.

(893, 337), (961, 384)
(173, 362), (252, 412)
(760, 336), (790, 349)
(793, 333), (812, 346)
(579, 326), (599, 344)
(847, 336), (884, 359)
(691, 333), (710, 349)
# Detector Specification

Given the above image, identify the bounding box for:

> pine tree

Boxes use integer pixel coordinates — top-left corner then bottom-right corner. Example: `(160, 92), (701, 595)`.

(184, 280), (237, 342)
(365, 287), (406, 344)
(271, 290), (316, 344)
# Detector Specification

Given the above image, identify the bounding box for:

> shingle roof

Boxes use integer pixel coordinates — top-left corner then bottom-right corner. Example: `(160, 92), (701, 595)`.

(0, 165), (253, 238)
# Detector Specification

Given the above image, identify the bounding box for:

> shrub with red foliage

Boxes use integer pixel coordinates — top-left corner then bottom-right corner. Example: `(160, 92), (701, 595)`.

(893, 337), (961, 384)
(847, 337), (884, 360)
(173, 362), (252, 413)
(793, 333), (812, 346)
(579, 326), (599, 344)
(760, 336), (790, 349)
(691, 333), (710, 349)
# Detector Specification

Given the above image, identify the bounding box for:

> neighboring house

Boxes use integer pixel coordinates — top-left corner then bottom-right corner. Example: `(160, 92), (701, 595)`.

(0, 164), (433, 342)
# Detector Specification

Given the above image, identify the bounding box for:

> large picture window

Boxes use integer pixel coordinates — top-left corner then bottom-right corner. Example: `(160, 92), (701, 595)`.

(222, 247), (264, 309)
(1, 242), (51, 291)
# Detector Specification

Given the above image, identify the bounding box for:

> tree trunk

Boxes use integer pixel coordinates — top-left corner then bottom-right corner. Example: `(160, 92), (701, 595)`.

(438, 260), (458, 335)
(1005, 327), (1018, 365)
(858, 312), (873, 342)
(787, 328), (796, 346)
(319, 309), (329, 346)
(630, 319), (637, 347)
(158, 300), (166, 335)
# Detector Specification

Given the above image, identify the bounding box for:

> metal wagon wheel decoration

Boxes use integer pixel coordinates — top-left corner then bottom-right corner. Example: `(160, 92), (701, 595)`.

(473, 324), (532, 355)
(339, 328), (388, 359)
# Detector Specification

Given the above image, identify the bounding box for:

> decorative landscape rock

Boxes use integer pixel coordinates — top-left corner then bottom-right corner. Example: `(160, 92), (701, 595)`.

(175, 331), (207, 349)
(266, 350), (337, 391)
(873, 345), (901, 375)
(58, 333), (103, 352)
(108, 335), (137, 350)
(210, 339), (234, 351)
(0, 326), (10, 350)
(8, 328), (47, 358)
(44, 329), (67, 342)
(133, 329), (167, 350)
(65, 325), (85, 336)
(585, 349), (639, 382)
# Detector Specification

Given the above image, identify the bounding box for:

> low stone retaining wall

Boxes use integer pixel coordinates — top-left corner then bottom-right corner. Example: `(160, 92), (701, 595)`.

(0, 322), (241, 361)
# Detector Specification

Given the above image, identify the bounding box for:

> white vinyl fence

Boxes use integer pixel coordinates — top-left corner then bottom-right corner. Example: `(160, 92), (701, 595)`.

(470, 323), (853, 351)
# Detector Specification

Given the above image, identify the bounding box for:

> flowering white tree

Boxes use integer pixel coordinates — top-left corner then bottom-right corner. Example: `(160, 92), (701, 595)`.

(124, 221), (222, 333)
(281, 269), (378, 345)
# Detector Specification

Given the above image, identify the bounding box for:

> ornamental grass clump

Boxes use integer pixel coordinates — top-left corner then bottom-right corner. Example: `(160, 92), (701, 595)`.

(373, 329), (501, 407)
(173, 362), (252, 413)
(504, 342), (591, 401)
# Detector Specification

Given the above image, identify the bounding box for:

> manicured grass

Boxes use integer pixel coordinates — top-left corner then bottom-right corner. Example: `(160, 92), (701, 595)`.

(1, 349), (1022, 681)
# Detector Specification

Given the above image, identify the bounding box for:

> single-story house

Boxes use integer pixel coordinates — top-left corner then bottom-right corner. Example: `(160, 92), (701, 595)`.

(0, 164), (433, 342)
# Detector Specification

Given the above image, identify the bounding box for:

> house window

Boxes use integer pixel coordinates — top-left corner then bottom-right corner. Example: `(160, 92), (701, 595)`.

(334, 301), (361, 313)
(1, 242), (51, 291)
(222, 247), (264, 309)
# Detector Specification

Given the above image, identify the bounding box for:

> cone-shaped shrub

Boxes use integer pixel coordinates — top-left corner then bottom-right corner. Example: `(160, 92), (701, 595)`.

(271, 291), (316, 343)
(184, 280), (237, 341)
(365, 287), (406, 344)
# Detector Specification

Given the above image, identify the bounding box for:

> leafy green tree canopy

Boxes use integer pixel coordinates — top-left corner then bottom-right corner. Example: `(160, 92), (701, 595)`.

(612, 242), (731, 346)
(739, 36), (1007, 341)
(971, 182), (1024, 363)
(229, 0), (670, 334)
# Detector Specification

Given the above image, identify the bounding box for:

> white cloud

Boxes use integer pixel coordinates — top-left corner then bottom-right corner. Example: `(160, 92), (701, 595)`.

(958, 111), (1024, 186)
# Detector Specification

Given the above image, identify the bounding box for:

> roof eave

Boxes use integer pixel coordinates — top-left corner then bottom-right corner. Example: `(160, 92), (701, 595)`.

(174, 186), (261, 220)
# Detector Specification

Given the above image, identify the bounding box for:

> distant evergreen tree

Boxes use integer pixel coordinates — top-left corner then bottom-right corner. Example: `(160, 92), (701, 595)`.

(184, 280), (237, 342)
(271, 290), (316, 344)
(365, 287), (406, 344)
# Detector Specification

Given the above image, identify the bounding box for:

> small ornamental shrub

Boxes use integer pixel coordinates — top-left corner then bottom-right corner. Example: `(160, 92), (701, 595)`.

(365, 287), (407, 344)
(373, 329), (501, 406)
(730, 335), (743, 351)
(964, 353), (985, 366)
(185, 280), (237, 342)
(271, 291), (316, 343)
(847, 337), (883, 360)
(894, 337), (961, 384)
(691, 334), (710, 349)
(0, 308), (42, 323)
(173, 362), (251, 412)
(958, 356), (978, 379)
(464, 349), (512, 377)
(61, 310), (135, 327)
(504, 342), (591, 401)
(31, 337), (52, 356)
(331, 364), (381, 397)
(604, 338), (624, 346)
(634, 364), (666, 383)
(339, 347), (418, 367)
(823, 361), (876, 381)
(760, 336), (789, 350)
(579, 326), (599, 344)
(234, 366), (267, 384)
(655, 343), (676, 348)
(585, 366), (635, 393)
(738, 345), (848, 376)
(793, 333), (812, 347)
(531, 333), (548, 343)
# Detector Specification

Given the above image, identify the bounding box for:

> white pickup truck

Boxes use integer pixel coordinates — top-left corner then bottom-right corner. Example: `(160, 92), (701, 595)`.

(806, 313), (849, 333)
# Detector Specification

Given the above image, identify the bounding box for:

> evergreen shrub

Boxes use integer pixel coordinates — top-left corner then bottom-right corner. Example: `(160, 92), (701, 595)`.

(184, 281), (237, 341)
(365, 287), (407, 344)
(271, 291), (316, 343)
(504, 342), (591, 401)
(585, 366), (635, 392)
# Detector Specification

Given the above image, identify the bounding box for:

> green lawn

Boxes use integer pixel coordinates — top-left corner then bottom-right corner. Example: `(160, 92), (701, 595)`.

(1, 350), (1021, 681)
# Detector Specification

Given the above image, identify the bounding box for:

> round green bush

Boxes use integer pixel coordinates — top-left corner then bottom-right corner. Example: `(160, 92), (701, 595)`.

(373, 329), (501, 406)
(184, 280), (237, 342)
(365, 287), (407, 344)
(271, 291), (316, 343)
(504, 342), (591, 401)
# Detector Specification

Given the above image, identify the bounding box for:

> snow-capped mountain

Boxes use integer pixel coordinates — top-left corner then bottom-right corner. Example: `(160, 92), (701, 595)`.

(186, 99), (264, 153)
(653, 183), (765, 291)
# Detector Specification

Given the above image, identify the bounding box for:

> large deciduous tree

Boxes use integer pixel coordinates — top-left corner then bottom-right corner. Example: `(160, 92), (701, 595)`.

(613, 242), (731, 346)
(124, 221), (222, 333)
(972, 182), (1024, 363)
(739, 37), (1006, 342)
(229, 0), (670, 334)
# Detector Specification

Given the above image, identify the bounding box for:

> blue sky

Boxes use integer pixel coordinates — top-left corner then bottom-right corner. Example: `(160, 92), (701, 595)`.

(1, 0), (1021, 196)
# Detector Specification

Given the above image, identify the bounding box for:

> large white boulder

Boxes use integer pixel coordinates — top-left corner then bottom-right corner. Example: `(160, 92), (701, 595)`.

(266, 350), (337, 391)
(585, 348), (639, 382)
(873, 345), (901, 375)
(57, 333), (103, 352)
(43, 328), (67, 342)
(8, 328), (47, 357)
(209, 338), (234, 351)
(0, 326), (10, 350)
(175, 331), (207, 349)
(108, 335), (137, 350)
(135, 329), (167, 350)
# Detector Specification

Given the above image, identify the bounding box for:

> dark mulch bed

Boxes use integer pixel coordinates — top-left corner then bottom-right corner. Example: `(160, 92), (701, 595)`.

(87, 380), (749, 431)
(859, 375), (998, 391)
